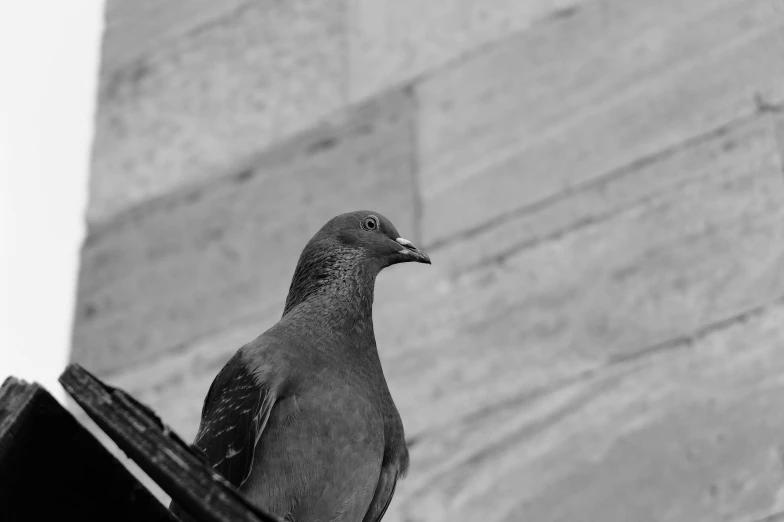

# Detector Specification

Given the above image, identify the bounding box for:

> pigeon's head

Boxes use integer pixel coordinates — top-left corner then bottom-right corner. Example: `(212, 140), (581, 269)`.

(314, 210), (431, 268)
(284, 211), (431, 315)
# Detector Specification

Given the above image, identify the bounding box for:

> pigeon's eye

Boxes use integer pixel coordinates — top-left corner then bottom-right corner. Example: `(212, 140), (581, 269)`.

(362, 215), (380, 231)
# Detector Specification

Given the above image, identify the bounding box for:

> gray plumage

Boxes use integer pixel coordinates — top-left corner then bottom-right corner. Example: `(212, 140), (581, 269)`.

(170, 211), (430, 522)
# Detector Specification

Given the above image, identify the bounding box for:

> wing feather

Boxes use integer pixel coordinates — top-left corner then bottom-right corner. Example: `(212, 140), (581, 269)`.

(361, 466), (399, 522)
(193, 350), (276, 487)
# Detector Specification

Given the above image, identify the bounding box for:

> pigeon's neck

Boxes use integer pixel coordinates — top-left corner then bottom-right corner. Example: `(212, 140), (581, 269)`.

(282, 246), (380, 328)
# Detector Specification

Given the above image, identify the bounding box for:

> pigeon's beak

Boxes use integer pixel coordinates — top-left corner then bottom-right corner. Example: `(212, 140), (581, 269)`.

(395, 237), (431, 265)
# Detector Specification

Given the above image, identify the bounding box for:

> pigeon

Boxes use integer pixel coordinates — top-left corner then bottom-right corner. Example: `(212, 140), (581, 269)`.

(170, 210), (430, 522)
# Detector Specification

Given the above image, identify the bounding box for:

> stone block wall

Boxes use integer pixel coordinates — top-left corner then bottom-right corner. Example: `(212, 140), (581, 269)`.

(71, 0), (784, 520)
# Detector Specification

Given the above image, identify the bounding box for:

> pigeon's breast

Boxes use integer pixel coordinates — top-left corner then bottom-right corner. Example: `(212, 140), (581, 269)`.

(243, 377), (386, 521)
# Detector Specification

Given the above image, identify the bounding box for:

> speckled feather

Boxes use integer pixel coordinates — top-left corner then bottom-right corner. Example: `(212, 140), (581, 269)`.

(192, 349), (275, 487)
(170, 211), (428, 522)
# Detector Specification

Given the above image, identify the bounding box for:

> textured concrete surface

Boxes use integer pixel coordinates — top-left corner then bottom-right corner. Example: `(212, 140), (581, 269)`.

(74, 88), (417, 373)
(416, 0), (784, 246)
(73, 0), (784, 519)
(101, 0), (248, 72)
(346, 0), (587, 102)
(89, 0), (347, 226)
(92, 0), (597, 225)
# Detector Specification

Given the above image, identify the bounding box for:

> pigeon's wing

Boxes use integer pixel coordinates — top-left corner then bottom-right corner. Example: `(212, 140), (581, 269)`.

(362, 466), (399, 522)
(193, 349), (276, 487)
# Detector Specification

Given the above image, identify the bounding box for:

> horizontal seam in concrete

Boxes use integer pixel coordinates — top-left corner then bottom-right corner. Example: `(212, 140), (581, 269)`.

(349, 3), (585, 108)
(91, 1), (751, 232)
(94, 1), (582, 226)
(92, 1), (782, 233)
(388, 0), (759, 100)
(90, 107), (778, 381)
(754, 93), (784, 114)
(744, 511), (784, 522)
(117, 0), (581, 102)
(85, 78), (415, 237)
(409, 292), (784, 444)
(405, 372), (621, 501)
(539, 292), (784, 396)
(180, 1), (257, 40)
(466, 161), (765, 275)
(431, 105), (772, 267)
(102, 1), (258, 76)
(97, 305), (279, 382)
(605, 295), (784, 368)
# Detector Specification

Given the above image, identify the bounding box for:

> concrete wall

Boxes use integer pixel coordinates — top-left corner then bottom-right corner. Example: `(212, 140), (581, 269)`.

(72, 0), (784, 520)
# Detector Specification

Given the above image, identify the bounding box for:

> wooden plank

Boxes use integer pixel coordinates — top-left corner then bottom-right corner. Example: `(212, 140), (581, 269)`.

(58, 364), (283, 522)
(70, 404), (175, 506)
(347, 0), (588, 102)
(72, 87), (418, 374)
(0, 377), (178, 522)
(90, 0), (347, 225)
(416, 0), (784, 245)
(93, 319), (265, 442)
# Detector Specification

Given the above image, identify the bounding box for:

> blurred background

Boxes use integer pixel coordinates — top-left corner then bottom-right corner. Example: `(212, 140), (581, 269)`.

(1, 2), (103, 403)
(6, 1), (784, 521)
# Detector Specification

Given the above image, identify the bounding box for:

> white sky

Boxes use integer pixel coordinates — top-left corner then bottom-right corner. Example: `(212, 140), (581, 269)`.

(0, 1), (105, 403)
